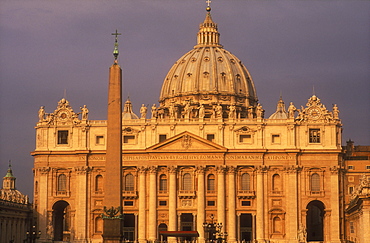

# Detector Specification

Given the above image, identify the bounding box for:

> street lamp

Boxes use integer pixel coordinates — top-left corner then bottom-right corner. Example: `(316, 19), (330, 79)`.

(203, 214), (228, 243)
(25, 225), (41, 243)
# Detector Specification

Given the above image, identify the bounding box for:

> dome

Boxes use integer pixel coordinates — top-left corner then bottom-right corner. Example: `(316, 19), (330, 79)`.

(158, 9), (258, 119)
(269, 96), (288, 119)
(122, 98), (139, 120)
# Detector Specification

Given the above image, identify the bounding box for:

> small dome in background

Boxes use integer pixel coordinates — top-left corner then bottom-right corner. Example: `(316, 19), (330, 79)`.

(269, 96), (288, 119)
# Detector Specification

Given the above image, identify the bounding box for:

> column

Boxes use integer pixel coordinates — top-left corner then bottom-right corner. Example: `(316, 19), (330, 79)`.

(256, 166), (265, 243)
(168, 166), (177, 243)
(148, 166), (157, 241)
(197, 167), (206, 243)
(227, 167), (237, 243)
(217, 166), (226, 226)
(138, 167), (147, 243)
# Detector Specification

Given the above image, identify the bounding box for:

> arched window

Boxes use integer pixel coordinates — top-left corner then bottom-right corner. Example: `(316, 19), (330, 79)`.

(158, 223), (168, 241)
(207, 174), (215, 191)
(125, 174), (134, 191)
(95, 175), (103, 192)
(95, 217), (103, 233)
(159, 174), (167, 192)
(182, 173), (192, 190)
(272, 174), (281, 191)
(58, 174), (67, 192)
(311, 173), (320, 191)
(241, 173), (251, 191)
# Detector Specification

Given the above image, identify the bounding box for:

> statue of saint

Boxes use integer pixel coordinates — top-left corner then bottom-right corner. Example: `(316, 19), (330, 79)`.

(38, 106), (45, 122)
(297, 224), (307, 242)
(151, 104), (157, 119)
(158, 108), (165, 119)
(80, 105), (89, 120)
(169, 104), (175, 119)
(198, 104), (205, 119)
(140, 104), (147, 119)
(256, 103), (264, 118)
(228, 104), (236, 119)
(215, 104), (223, 118)
(288, 102), (297, 119)
(184, 102), (192, 119)
(247, 106), (254, 119)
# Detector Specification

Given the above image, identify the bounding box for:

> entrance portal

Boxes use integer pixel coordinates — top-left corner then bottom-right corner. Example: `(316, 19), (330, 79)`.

(123, 213), (135, 241)
(306, 200), (325, 242)
(52, 200), (71, 241)
(180, 213), (194, 241)
(240, 213), (253, 243)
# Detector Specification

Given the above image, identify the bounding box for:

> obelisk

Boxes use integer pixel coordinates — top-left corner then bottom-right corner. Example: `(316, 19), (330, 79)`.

(102, 30), (123, 243)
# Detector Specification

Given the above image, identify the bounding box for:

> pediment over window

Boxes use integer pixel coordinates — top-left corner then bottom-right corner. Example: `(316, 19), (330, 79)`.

(147, 131), (227, 152)
(234, 126), (256, 134)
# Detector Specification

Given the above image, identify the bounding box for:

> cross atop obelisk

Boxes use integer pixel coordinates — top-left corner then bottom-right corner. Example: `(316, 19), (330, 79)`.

(112, 29), (121, 61)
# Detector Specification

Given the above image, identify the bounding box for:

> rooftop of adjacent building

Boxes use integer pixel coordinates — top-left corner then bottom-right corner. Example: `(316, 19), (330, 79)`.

(343, 140), (370, 160)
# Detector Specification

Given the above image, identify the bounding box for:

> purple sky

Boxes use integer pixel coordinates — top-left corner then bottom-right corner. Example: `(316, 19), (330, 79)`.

(0, 0), (369, 199)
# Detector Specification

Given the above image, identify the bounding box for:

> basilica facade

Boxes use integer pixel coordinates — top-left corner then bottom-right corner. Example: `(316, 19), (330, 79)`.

(32, 6), (347, 243)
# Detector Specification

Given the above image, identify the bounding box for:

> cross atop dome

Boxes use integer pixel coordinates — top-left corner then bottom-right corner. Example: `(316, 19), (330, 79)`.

(206, 0), (212, 12)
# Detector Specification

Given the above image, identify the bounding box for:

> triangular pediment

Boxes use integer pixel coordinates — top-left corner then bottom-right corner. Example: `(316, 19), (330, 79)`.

(147, 131), (227, 152)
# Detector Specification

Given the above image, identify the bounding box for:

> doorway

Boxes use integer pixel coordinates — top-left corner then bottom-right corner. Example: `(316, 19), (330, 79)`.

(306, 200), (325, 242)
(240, 213), (253, 243)
(52, 200), (71, 241)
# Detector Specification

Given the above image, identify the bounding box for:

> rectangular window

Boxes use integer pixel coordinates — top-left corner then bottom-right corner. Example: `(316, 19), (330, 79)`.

(159, 200), (167, 206)
(207, 201), (215, 206)
(123, 135), (135, 144)
(96, 135), (105, 145)
(350, 221), (354, 233)
(124, 201), (134, 206)
(239, 134), (252, 143)
(57, 130), (69, 144)
(241, 201), (251, 206)
(349, 186), (354, 194)
(366, 165), (370, 170)
(309, 129), (320, 143)
(159, 134), (167, 143)
(272, 134), (281, 144)
(348, 165), (354, 170)
(207, 134), (215, 142)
